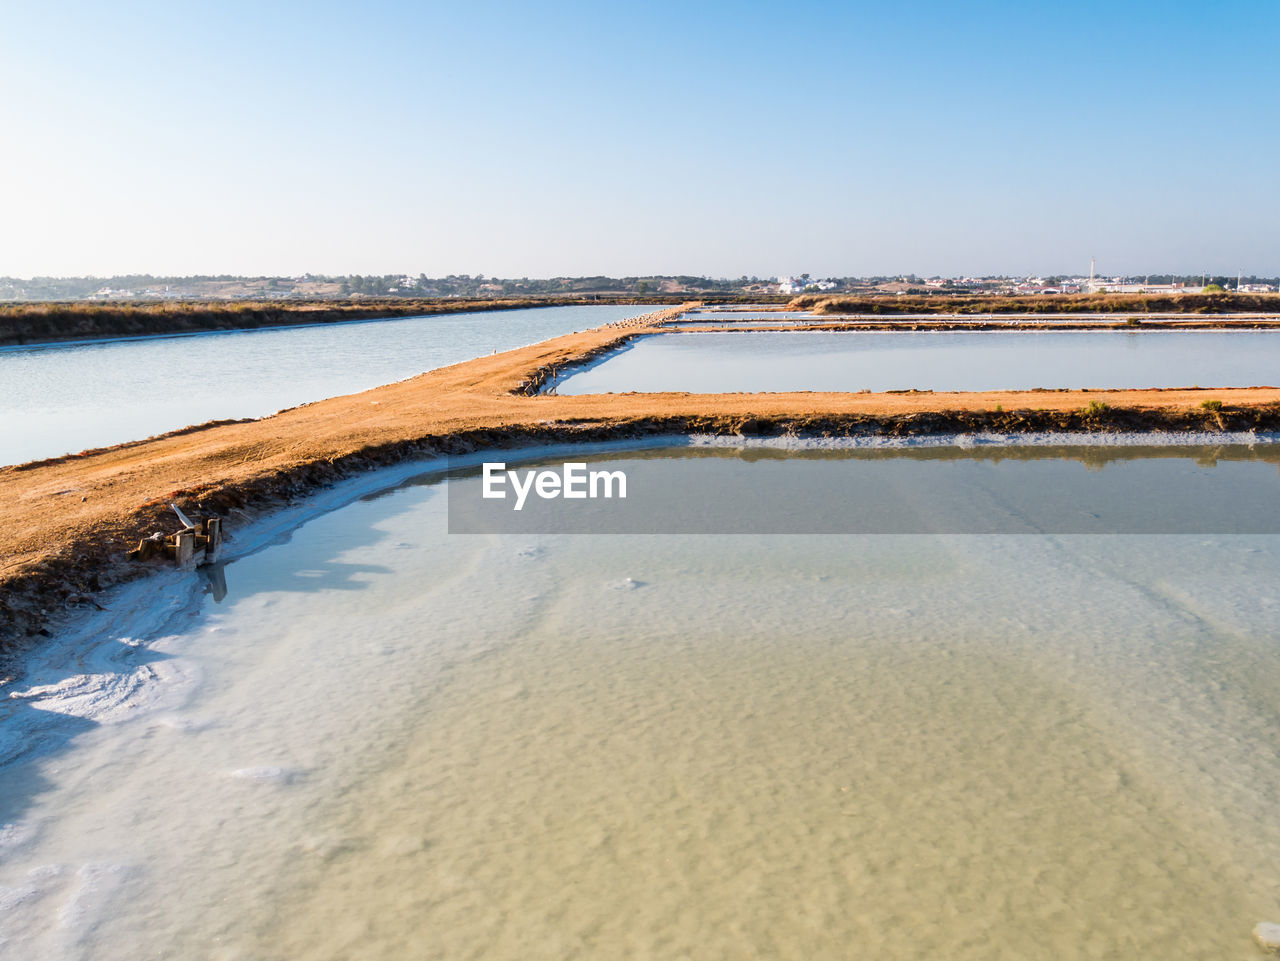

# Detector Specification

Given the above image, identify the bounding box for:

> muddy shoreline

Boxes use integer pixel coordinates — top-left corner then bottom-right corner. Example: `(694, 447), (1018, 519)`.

(6, 405), (1280, 675)
(5, 304), (1280, 675)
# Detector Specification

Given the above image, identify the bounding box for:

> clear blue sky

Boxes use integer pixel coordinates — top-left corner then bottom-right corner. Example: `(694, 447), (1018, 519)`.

(2, 0), (1276, 278)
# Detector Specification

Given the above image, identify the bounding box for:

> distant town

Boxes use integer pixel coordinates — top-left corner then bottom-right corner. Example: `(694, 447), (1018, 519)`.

(0, 271), (1275, 303)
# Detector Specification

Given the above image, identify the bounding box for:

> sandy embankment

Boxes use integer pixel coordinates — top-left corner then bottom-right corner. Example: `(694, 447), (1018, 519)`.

(4, 304), (1280, 667)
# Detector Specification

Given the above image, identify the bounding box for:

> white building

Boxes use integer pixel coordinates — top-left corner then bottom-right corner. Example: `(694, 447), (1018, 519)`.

(776, 276), (837, 294)
(1086, 280), (1194, 295)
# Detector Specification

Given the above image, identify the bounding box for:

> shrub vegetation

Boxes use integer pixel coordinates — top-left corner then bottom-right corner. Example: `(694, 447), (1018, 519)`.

(790, 292), (1280, 316)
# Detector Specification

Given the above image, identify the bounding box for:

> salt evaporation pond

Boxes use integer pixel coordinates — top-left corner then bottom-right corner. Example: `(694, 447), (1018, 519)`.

(3, 440), (1280, 960)
(677, 310), (823, 321)
(553, 329), (1280, 393)
(0, 305), (652, 466)
(674, 311), (1217, 326)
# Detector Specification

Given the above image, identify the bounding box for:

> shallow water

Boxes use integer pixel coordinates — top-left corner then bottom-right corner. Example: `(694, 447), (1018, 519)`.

(670, 316), (1208, 330)
(553, 329), (1280, 393)
(668, 319), (821, 328)
(678, 310), (821, 320)
(0, 305), (651, 465)
(3, 443), (1280, 960)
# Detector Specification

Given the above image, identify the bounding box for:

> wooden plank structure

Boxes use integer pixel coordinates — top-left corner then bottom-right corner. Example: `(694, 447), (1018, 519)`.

(126, 504), (223, 567)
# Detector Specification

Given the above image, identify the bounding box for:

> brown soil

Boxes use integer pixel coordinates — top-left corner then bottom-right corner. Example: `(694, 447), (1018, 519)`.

(4, 304), (1280, 674)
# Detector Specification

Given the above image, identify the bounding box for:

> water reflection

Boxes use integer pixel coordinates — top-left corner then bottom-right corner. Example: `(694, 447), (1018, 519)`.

(444, 440), (1280, 535)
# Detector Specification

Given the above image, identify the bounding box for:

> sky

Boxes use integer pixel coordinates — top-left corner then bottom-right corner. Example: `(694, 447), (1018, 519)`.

(2, 0), (1277, 278)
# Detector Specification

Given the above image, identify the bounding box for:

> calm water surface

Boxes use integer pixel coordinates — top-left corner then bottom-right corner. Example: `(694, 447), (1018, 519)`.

(675, 311), (1198, 325)
(678, 310), (821, 320)
(2, 444), (1279, 960)
(554, 329), (1280, 393)
(0, 305), (651, 465)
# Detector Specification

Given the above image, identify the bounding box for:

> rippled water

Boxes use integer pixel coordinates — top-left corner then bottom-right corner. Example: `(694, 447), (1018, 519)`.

(0, 305), (651, 465)
(553, 329), (1280, 393)
(2, 443), (1280, 960)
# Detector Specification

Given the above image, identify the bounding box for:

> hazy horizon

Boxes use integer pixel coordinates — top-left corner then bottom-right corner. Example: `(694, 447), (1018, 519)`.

(2, 269), (1274, 283)
(3, 0), (1277, 278)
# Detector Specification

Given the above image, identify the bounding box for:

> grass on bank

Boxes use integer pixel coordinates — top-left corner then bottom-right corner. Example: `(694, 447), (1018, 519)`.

(790, 292), (1280, 316)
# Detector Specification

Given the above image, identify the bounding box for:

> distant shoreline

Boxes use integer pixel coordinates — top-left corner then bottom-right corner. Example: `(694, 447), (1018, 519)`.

(0, 297), (687, 348)
(6, 291), (1280, 347)
(790, 291), (1280, 316)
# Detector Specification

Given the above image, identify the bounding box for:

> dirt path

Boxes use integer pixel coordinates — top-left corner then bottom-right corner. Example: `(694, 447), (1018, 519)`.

(4, 305), (1280, 664)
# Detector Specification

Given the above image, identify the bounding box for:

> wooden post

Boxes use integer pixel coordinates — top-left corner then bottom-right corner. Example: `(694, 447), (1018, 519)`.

(203, 517), (222, 559)
(173, 531), (195, 566)
(128, 516), (223, 566)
